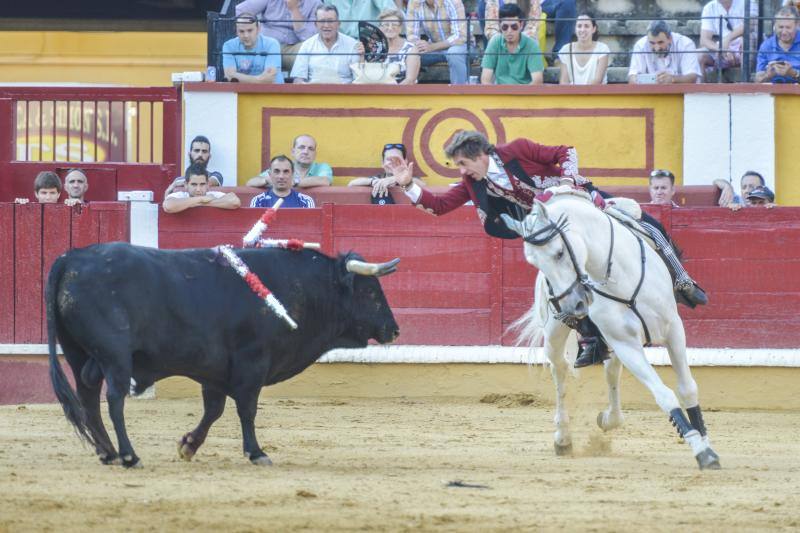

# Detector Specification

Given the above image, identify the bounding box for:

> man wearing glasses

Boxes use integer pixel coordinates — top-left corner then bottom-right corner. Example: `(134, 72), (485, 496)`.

(290, 5), (360, 83)
(387, 131), (707, 367)
(480, 4), (544, 85)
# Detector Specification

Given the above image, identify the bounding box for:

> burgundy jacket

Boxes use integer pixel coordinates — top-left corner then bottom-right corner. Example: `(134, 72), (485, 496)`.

(415, 138), (579, 239)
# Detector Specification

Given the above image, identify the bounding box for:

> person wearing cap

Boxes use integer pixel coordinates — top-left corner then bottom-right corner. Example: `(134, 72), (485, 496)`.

(714, 170), (771, 210)
(745, 185), (776, 207)
(386, 130), (707, 369)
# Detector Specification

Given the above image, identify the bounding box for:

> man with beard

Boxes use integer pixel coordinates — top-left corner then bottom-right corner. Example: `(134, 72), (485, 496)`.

(166, 135), (224, 195)
(628, 20), (702, 84)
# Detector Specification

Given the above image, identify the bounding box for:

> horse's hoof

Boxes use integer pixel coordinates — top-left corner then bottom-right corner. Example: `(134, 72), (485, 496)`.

(250, 455), (273, 466)
(596, 412), (623, 432)
(554, 442), (573, 456)
(695, 449), (721, 470)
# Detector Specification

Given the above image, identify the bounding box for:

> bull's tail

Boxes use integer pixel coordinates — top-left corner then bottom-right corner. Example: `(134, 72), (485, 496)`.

(46, 255), (98, 449)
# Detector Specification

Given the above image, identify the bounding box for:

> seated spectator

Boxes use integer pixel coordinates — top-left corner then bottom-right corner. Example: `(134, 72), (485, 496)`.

(247, 134), (333, 189)
(326, 0), (402, 39)
(250, 156), (316, 208)
(166, 136), (223, 195)
(347, 143), (425, 204)
(290, 5), (360, 84)
(406, 0), (469, 85)
(558, 13), (610, 84)
(755, 6), (800, 83)
(714, 170), (769, 210)
(63, 169), (89, 207)
(235, 0), (322, 72)
(223, 14), (284, 84)
(33, 171), (62, 204)
(628, 20), (701, 84)
(483, 0), (543, 46)
(745, 185), (776, 208)
(480, 4), (544, 85)
(377, 8), (420, 84)
(163, 164), (241, 213)
(648, 169), (678, 206)
(698, 0), (745, 74)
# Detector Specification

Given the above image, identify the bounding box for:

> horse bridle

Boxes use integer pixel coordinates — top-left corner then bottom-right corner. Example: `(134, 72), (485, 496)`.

(525, 211), (652, 345)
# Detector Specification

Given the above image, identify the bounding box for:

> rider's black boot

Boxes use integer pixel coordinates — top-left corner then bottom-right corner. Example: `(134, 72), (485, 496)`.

(574, 318), (610, 368)
(675, 279), (708, 308)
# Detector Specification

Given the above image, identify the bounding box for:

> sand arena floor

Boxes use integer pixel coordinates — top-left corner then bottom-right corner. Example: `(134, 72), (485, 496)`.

(1, 395), (799, 532)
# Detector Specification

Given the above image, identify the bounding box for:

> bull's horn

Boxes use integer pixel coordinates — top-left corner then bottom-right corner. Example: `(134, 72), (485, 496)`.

(346, 258), (400, 277)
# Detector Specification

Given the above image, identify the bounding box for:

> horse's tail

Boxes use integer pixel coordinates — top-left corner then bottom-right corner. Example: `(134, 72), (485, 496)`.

(508, 271), (549, 354)
(46, 254), (98, 449)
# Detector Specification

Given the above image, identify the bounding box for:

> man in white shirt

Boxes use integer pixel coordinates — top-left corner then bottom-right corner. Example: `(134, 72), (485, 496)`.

(698, 0), (745, 71)
(628, 20), (702, 84)
(163, 164), (241, 214)
(290, 4), (359, 83)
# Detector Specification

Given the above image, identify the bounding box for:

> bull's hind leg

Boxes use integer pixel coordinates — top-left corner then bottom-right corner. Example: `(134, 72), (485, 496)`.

(664, 320), (720, 467)
(178, 385), (227, 461)
(544, 318), (574, 455)
(103, 362), (140, 468)
(597, 355), (624, 431)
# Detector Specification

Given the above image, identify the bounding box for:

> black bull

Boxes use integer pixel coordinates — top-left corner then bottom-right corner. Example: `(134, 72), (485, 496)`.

(47, 242), (399, 467)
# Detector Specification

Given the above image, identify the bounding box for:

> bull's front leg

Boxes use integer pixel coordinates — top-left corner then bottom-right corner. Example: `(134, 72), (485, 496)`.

(178, 385), (227, 461)
(233, 385), (272, 466)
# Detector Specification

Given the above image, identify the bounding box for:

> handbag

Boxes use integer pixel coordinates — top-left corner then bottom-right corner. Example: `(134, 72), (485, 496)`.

(351, 62), (400, 84)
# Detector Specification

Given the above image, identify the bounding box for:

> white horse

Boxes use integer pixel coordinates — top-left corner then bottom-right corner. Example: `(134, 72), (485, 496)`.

(501, 190), (721, 470)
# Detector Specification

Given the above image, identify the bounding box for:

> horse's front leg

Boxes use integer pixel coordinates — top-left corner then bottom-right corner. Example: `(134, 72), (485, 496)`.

(597, 354), (624, 431)
(544, 317), (573, 455)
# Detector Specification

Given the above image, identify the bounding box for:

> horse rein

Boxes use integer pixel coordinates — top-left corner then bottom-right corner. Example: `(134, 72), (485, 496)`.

(530, 212), (652, 345)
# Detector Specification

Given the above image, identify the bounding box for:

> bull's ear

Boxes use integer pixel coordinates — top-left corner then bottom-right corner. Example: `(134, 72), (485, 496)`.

(500, 214), (524, 237)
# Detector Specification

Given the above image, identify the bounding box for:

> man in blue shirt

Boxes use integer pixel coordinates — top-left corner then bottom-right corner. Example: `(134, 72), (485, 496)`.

(222, 14), (284, 84)
(755, 6), (800, 83)
(250, 156), (315, 208)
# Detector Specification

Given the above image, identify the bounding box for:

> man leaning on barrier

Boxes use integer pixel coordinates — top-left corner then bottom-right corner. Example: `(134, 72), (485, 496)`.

(628, 20), (702, 84)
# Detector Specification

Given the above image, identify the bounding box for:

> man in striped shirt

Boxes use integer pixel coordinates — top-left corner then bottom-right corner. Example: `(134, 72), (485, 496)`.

(406, 0), (469, 84)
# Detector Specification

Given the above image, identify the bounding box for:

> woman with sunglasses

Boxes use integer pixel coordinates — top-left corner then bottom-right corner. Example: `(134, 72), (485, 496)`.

(348, 143), (425, 202)
(558, 13), (610, 85)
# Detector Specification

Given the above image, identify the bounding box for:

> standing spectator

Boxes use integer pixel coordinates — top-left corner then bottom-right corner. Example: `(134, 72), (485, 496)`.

(377, 8), (421, 84)
(63, 169), (89, 207)
(755, 6), (800, 83)
(484, 0), (543, 45)
(250, 156), (316, 208)
(406, 0), (469, 85)
(247, 134), (333, 189)
(648, 169), (678, 206)
(558, 13), (610, 84)
(163, 164), (241, 214)
(347, 143), (426, 203)
(34, 171), (62, 204)
(628, 20), (702, 84)
(235, 0), (322, 72)
(698, 0), (745, 74)
(222, 14), (284, 84)
(541, 0), (577, 60)
(291, 5), (360, 83)
(166, 136), (224, 195)
(480, 4), (544, 85)
(326, 0), (402, 39)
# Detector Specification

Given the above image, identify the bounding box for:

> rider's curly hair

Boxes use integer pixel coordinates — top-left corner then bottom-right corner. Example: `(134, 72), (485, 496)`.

(444, 131), (494, 160)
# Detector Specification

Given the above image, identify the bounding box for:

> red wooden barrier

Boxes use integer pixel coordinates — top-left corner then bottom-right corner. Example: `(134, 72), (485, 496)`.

(158, 203), (795, 349)
(0, 202), (130, 344)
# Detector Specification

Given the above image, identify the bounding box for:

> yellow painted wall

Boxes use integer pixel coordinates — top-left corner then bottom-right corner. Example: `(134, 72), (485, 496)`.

(0, 31), (206, 87)
(237, 92), (684, 187)
(775, 95), (800, 206)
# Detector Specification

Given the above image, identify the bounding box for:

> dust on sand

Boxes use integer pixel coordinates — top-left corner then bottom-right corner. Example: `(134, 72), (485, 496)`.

(1, 397), (799, 532)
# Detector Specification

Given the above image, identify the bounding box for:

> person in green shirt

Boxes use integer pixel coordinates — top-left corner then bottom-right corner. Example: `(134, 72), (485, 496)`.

(246, 134), (334, 189)
(325, 0), (402, 39)
(480, 4), (544, 85)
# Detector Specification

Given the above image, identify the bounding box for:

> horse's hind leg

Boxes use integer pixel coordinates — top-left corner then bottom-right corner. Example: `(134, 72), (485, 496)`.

(664, 321), (719, 464)
(544, 318), (573, 455)
(597, 355), (624, 431)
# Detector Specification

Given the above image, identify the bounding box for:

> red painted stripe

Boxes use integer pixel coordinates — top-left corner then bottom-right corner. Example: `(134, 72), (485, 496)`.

(14, 203), (43, 343)
(0, 204), (14, 342)
(41, 205), (72, 343)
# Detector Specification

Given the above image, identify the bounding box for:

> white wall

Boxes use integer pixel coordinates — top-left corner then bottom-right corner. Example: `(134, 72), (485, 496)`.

(182, 91), (238, 185)
(683, 93), (774, 193)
